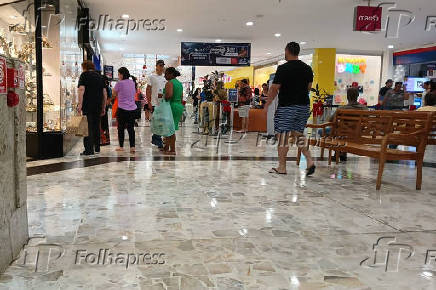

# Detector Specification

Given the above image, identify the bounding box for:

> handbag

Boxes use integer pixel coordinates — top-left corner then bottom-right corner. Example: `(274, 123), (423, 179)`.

(68, 115), (89, 137)
(151, 101), (175, 137)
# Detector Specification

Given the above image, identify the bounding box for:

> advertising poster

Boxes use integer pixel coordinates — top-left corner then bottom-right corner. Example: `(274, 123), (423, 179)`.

(103, 65), (114, 80)
(181, 42), (251, 67)
(0, 56), (6, 94)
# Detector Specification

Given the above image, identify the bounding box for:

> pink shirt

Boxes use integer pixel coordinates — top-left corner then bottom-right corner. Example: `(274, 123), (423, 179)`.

(114, 79), (137, 111)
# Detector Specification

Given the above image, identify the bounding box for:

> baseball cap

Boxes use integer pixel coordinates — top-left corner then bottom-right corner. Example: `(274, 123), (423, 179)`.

(156, 60), (165, 66)
(386, 79), (393, 84)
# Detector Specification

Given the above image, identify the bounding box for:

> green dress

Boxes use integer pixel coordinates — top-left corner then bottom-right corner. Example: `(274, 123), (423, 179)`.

(164, 79), (184, 130)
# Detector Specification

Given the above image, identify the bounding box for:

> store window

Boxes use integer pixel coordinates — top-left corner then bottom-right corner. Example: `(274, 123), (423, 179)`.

(334, 54), (381, 106)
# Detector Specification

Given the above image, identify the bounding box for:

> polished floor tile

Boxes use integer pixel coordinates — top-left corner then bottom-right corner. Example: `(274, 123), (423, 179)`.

(2, 116), (436, 289)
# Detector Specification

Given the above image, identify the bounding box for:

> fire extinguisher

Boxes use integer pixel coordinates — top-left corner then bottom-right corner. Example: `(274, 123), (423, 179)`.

(7, 90), (19, 107)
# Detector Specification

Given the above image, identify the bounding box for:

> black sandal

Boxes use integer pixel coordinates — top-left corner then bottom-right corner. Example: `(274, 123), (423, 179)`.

(306, 165), (316, 176)
(269, 168), (287, 175)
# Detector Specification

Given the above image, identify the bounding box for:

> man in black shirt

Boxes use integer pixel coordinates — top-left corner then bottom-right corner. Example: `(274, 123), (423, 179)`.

(78, 60), (107, 155)
(378, 79), (393, 104)
(264, 42), (315, 176)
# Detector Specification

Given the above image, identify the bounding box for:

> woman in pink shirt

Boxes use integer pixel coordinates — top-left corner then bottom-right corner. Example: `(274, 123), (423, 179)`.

(112, 67), (137, 153)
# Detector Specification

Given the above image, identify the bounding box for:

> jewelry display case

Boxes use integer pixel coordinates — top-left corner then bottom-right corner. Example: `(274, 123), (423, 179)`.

(26, 0), (83, 159)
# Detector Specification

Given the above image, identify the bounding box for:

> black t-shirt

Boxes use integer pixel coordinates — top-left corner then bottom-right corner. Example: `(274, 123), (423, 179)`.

(78, 71), (104, 114)
(379, 86), (390, 98)
(273, 60), (313, 107)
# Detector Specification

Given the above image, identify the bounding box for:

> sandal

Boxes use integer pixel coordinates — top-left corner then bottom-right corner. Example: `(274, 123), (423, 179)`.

(269, 168), (287, 175)
(306, 165), (316, 176)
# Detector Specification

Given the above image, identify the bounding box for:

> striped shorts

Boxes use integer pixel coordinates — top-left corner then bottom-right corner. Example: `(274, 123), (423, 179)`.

(274, 105), (310, 134)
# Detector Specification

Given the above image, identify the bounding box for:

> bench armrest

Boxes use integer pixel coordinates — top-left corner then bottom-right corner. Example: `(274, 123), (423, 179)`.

(306, 122), (334, 129)
(381, 129), (428, 149)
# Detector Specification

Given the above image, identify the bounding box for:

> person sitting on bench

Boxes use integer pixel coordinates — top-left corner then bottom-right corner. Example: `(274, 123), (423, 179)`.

(320, 87), (368, 161)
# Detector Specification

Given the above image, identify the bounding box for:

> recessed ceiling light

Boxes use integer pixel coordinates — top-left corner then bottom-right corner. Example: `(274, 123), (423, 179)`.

(10, 15), (17, 19)
(300, 41), (307, 45)
(177, 28), (183, 32)
(119, 47), (125, 51)
(388, 45), (394, 49)
(274, 33), (281, 37)
(246, 21), (254, 26)
(122, 14), (129, 19)
(215, 39), (222, 43)
(266, 52), (272, 55)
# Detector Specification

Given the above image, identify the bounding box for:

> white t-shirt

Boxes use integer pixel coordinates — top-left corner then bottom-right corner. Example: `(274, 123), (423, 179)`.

(148, 74), (166, 107)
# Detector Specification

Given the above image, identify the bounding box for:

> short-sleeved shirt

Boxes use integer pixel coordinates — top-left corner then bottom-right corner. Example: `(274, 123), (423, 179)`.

(78, 71), (104, 115)
(273, 60), (313, 107)
(384, 89), (405, 109)
(148, 74), (166, 107)
(378, 86), (390, 102)
(114, 79), (137, 111)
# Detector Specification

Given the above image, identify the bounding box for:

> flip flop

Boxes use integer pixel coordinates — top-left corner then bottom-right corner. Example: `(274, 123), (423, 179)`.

(269, 168), (287, 175)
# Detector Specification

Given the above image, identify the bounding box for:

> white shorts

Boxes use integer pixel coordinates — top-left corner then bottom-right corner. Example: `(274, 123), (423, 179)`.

(238, 105), (250, 118)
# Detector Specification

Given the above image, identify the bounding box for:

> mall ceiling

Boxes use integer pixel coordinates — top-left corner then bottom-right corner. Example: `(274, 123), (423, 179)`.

(85, 0), (436, 63)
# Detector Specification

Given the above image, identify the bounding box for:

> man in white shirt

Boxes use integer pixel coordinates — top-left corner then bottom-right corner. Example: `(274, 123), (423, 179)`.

(146, 60), (166, 148)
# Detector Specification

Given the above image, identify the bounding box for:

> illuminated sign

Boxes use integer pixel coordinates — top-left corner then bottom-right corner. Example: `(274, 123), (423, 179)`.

(337, 57), (367, 74)
(354, 6), (382, 32)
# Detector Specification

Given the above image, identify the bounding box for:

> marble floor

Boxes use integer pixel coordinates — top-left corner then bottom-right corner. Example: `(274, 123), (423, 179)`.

(2, 116), (436, 290)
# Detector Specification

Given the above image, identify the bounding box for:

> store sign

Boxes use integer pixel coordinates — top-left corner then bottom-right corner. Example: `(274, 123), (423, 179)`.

(7, 68), (18, 88)
(354, 6), (382, 32)
(181, 42), (251, 66)
(337, 57), (367, 74)
(0, 56), (6, 94)
(103, 65), (114, 80)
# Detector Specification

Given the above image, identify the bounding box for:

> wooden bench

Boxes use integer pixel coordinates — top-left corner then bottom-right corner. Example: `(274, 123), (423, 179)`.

(298, 110), (434, 190)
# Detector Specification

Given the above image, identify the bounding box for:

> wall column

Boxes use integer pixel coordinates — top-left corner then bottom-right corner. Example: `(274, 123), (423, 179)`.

(311, 48), (337, 99)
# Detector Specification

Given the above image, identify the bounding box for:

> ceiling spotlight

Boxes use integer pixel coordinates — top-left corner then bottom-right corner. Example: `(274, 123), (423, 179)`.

(177, 28), (183, 32)
(246, 21), (254, 26)
(388, 45), (394, 49)
(300, 41), (307, 45)
(274, 33), (281, 37)
(121, 14), (129, 19)
(266, 52), (272, 55)
(215, 39), (222, 43)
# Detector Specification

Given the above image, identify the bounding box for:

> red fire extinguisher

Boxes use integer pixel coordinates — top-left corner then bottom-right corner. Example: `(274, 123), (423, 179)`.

(7, 90), (19, 107)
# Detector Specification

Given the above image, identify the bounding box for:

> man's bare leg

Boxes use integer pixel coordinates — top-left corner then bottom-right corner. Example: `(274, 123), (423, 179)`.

(292, 131), (314, 169)
(273, 132), (289, 174)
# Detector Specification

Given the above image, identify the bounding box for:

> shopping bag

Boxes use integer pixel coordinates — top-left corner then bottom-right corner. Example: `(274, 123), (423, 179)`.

(151, 101), (175, 137)
(76, 116), (89, 137)
(67, 116), (88, 137)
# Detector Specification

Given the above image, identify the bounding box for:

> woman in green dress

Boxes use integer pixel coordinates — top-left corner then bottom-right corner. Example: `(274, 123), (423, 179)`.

(163, 67), (184, 155)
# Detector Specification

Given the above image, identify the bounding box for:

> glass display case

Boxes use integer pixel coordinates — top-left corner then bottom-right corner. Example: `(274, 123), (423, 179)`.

(26, 0), (83, 159)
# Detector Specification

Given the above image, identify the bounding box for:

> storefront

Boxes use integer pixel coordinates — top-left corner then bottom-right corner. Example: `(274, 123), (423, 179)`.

(334, 53), (382, 106)
(26, 0), (84, 159)
(393, 46), (436, 81)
